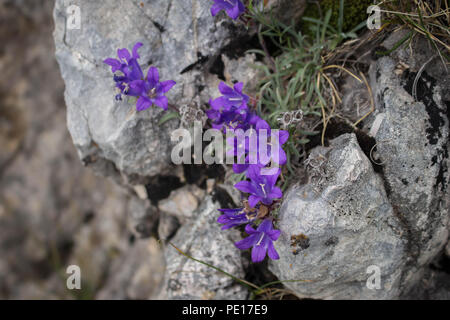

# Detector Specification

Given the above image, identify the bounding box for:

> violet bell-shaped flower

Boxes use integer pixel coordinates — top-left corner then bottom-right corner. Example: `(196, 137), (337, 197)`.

(207, 82), (252, 131)
(234, 166), (283, 207)
(235, 219), (281, 263)
(210, 0), (245, 20)
(217, 208), (256, 230)
(104, 42), (144, 100)
(130, 66), (176, 111)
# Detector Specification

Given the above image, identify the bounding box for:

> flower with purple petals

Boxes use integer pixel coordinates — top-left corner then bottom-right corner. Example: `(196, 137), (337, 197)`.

(129, 67), (176, 111)
(234, 166), (283, 207)
(104, 43), (176, 111)
(235, 219), (281, 263)
(104, 42), (144, 100)
(217, 208), (256, 230)
(210, 0), (245, 20)
(207, 82), (253, 131)
(207, 105), (249, 131)
(250, 118), (290, 166)
(226, 119), (289, 175)
(210, 82), (249, 109)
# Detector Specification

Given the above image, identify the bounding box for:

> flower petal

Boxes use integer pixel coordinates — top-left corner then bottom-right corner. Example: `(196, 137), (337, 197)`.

(256, 118), (271, 131)
(158, 80), (176, 93)
(258, 219), (273, 233)
(278, 130), (289, 145)
(233, 82), (244, 93)
(209, 96), (226, 109)
(147, 66), (159, 86)
(248, 195), (261, 208)
(154, 96), (168, 110)
(244, 223), (257, 235)
(218, 82), (234, 95)
(234, 180), (254, 194)
(128, 80), (145, 96)
(235, 234), (258, 250)
(268, 186), (283, 200)
(226, 4), (241, 20)
(237, 0), (245, 13)
(247, 165), (262, 182)
(117, 48), (131, 63)
(265, 169), (281, 187)
(136, 96), (151, 112)
(128, 59), (144, 81)
(210, 3), (222, 16)
(251, 242), (267, 263)
(103, 58), (121, 72)
(132, 42), (143, 59)
(267, 240), (280, 260)
(218, 208), (243, 214)
(267, 229), (281, 241)
(232, 163), (248, 174)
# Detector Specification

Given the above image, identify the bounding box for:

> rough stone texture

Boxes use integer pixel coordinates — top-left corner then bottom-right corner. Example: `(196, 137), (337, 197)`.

(263, 0), (307, 25)
(269, 134), (406, 299)
(269, 31), (450, 299)
(158, 184), (205, 223)
(446, 240), (450, 258)
(367, 32), (449, 293)
(96, 238), (165, 300)
(404, 266), (450, 300)
(222, 53), (265, 95)
(158, 197), (248, 300)
(53, 0), (248, 183)
(53, 0), (306, 184)
(0, 0), (165, 299)
(127, 197), (159, 238)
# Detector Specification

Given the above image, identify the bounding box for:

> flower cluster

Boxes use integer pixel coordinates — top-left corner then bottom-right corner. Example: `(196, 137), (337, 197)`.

(104, 43), (176, 111)
(207, 82), (288, 263)
(103, 1), (289, 265)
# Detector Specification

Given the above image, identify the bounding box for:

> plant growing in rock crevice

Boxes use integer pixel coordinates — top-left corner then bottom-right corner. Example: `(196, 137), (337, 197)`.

(102, 0), (374, 264)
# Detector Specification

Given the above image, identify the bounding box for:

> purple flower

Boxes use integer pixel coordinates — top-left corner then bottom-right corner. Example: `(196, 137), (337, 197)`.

(104, 42), (144, 100)
(235, 219), (281, 263)
(251, 118), (290, 166)
(103, 42), (143, 73)
(206, 82), (258, 131)
(226, 119), (289, 175)
(207, 105), (249, 131)
(211, 0), (245, 20)
(234, 166), (283, 207)
(217, 208), (256, 230)
(130, 67), (176, 111)
(210, 82), (249, 110)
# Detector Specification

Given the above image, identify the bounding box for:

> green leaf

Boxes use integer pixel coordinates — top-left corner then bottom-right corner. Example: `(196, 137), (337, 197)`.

(158, 111), (180, 125)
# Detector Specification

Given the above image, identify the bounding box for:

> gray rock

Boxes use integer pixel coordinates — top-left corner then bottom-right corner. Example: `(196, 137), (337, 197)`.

(96, 238), (165, 300)
(158, 184), (205, 224)
(367, 32), (449, 291)
(260, 0), (307, 25)
(446, 240), (450, 258)
(403, 267), (450, 300)
(269, 134), (406, 299)
(158, 214), (181, 243)
(158, 196), (248, 300)
(0, 0), (138, 299)
(53, 0), (247, 182)
(127, 197), (159, 238)
(222, 53), (265, 96)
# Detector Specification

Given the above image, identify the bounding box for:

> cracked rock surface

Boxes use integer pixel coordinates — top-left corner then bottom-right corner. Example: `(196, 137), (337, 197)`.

(367, 31), (449, 295)
(269, 134), (406, 299)
(158, 196), (248, 300)
(270, 32), (449, 299)
(53, 0), (247, 183)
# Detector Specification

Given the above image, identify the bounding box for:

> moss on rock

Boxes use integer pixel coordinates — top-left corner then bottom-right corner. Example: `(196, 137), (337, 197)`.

(302, 0), (374, 35)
